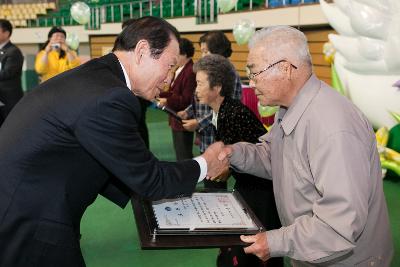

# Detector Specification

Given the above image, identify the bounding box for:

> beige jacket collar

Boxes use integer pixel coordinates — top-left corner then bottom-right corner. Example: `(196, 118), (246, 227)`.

(280, 74), (321, 136)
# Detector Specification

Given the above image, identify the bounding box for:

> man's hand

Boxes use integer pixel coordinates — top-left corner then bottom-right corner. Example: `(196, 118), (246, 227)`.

(217, 145), (233, 161)
(182, 119), (198, 132)
(209, 166), (230, 182)
(240, 232), (270, 262)
(202, 141), (229, 178)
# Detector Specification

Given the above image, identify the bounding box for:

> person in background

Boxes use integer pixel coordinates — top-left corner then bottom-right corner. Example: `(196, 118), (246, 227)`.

(35, 26), (80, 82)
(216, 25), (393, 266)
(0, 16), (226, 266)
(158, 38), (196, 160)
(0, 19), (23, 127)
(179, 30), (242, 189)
(194, 54), (282, 267)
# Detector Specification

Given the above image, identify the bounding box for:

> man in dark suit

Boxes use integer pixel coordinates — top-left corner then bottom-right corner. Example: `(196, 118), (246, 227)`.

(121, 18), (152, 148)
(0, 19), (24, 127)
(0, 16), (225, 267)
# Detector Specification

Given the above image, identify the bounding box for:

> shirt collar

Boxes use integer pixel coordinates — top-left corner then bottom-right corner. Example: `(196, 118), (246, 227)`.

(280, 74), (321, 135)
(117, 59), (132, 90)
(0, 40), (9, 50)
(211, 110), (218, 129)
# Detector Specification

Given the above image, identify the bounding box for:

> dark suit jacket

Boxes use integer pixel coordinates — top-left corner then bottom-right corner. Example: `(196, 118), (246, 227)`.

(160, 59), (196, 131)
(0, 41), (24, 126)
(0, 53), (200, 267)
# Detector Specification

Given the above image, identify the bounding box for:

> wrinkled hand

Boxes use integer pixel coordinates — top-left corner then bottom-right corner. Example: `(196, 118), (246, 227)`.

(209, 166), (230, 182)
(217, 145), (233, 161)
(202, 141), (229, 179)
(177, 110), (188, 119)
(240, 232), (270, 262)
(182, 119), (198, 132)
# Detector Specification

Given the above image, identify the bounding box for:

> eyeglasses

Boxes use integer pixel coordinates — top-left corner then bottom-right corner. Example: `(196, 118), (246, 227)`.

(246, 60), (298, 81)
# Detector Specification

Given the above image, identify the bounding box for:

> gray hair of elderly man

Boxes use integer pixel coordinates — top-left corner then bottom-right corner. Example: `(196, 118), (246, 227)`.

(248, 25), (313, 71)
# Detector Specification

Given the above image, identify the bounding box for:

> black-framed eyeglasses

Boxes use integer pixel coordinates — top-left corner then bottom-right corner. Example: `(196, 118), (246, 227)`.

(246, 60), (298, 81)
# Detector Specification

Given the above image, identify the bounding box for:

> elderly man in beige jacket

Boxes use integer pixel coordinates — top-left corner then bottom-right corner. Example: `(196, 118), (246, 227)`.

(214, 26), (393, 266)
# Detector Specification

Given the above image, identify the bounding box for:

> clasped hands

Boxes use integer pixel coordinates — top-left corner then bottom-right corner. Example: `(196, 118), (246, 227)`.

(201, 141), (233, 180)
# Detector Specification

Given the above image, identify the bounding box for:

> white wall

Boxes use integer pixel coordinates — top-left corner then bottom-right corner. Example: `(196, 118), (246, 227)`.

(11, 4), (328, 59)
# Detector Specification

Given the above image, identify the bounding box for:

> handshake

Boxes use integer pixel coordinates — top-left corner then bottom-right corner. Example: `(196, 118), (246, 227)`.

(201, 141), (234, 181)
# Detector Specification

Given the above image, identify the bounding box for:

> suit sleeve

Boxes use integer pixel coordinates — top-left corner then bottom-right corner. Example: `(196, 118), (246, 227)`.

(73, 88), (200, 201)
(0, 47), (23, 81)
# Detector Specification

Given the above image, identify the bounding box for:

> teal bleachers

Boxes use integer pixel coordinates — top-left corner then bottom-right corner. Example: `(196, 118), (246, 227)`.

(25, 0), (320, 28)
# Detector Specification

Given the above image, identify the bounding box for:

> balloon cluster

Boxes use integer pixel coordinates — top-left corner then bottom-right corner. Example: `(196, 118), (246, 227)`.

(233, 19), (255, 45)
(66, 32), (79, 50)
(320, 0), (400, 75)
(70, 2), (91, 25)
(320, 0), (400, 129)
(217, 0), (237, 13)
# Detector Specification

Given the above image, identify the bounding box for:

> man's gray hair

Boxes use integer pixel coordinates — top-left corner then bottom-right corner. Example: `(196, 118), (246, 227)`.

(249, 25), (312, 67)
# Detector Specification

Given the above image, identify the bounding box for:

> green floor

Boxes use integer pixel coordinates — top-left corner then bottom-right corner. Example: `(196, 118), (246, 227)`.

(80, 108), (399, 266)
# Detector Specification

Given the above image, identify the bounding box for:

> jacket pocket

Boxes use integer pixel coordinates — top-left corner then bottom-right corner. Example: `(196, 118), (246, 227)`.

(24, 219), (84, 267)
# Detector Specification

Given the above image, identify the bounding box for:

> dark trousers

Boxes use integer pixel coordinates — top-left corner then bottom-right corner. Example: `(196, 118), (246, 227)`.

(217, 178), (283, 267)
(172, 130), (194, 161)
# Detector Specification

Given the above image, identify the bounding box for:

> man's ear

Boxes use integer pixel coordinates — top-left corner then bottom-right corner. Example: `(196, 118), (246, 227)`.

(134, 39), (150, 64)
(213, 85), (222, 95)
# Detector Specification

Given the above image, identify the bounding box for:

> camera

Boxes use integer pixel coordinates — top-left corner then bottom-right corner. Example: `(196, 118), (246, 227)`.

(51, 43), (61, 50)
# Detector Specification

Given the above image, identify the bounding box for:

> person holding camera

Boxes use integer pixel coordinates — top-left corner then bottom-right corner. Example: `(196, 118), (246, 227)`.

(35, 26), (80, 83)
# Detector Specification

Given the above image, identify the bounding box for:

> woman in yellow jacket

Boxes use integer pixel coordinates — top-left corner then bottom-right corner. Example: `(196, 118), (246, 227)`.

(35, 26), (80, 82)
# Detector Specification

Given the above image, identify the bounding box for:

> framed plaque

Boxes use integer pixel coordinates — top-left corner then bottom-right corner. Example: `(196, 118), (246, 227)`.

(131, 190), (264, 249)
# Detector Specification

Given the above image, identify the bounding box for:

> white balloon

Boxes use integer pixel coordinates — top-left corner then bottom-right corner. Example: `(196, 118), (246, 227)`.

(233, 19), (255, 45)
(70, 2), (91, 25)
(388, 0), (400, 14)
(384, 18), (400, 72)
(354, 0), (390, 13)
(346, 73), (400, 128)
(217, 0), (237, 13)
(329, 34), (364, 63)
(320, 0), (357, 36)
(66, 32), (79, 50)
(333, 0), (350, 15)
(344, 60), (390, 74)
(325, 0), (400, 128)
(349, 1), (390, 40)
(333, 52), (349, 96)
(358, 37), (384, 61)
